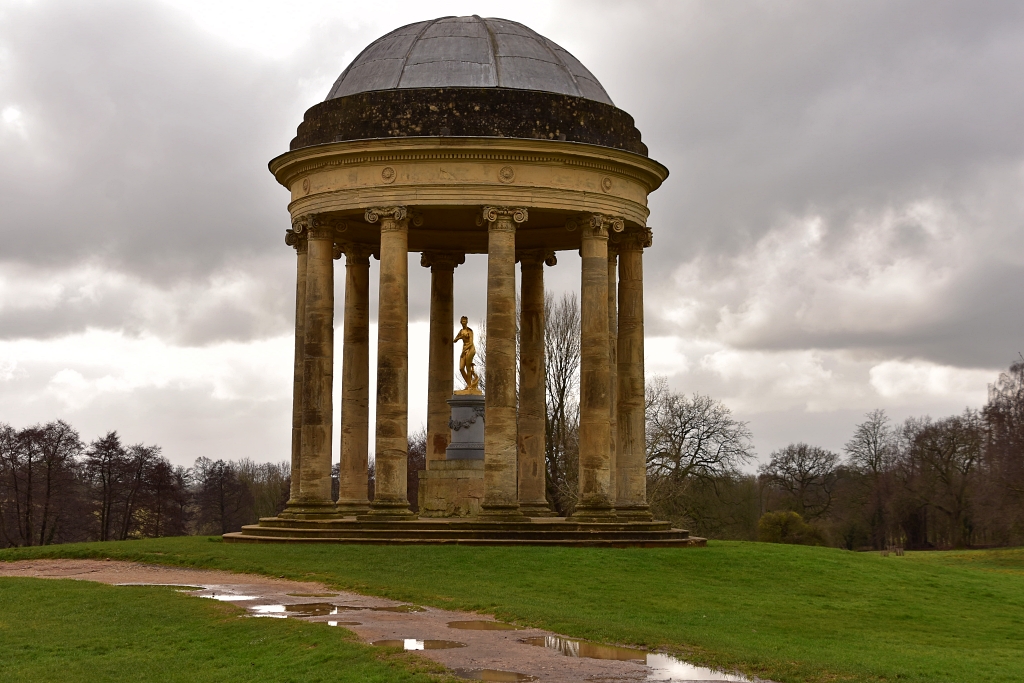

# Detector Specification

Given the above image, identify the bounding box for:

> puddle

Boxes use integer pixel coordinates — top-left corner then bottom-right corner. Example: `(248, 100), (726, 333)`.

(372, 639), (467, 650)
(645, 654), (750, 682)
(371, 604), (426, 613)
(327, 621), (361, 627)
(250, 603), (344, 617)
(288, 592), (339, 598)
(285, 602), (338, 616)
(453, 669), (538, 681)
(448, 620), (523, 631)
(200, 594), (260, 602)
(519, 636), (751, 681)
(520, 636), (646, 661)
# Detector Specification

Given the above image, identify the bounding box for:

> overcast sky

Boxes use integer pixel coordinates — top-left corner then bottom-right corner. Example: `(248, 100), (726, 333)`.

(1, 0), (1022, 467)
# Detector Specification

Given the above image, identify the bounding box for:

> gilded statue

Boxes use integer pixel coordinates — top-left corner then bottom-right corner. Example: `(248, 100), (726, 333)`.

(453, 316), (482, 395)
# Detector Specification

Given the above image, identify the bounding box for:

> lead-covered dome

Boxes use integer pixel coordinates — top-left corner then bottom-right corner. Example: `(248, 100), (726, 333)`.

(326, 16), (613, 105)
(289, 16), (646, 155)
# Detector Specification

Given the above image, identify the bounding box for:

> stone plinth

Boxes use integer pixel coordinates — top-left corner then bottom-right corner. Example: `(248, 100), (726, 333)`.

(446, 394), (485, 460)
(417, 460), (485, 518)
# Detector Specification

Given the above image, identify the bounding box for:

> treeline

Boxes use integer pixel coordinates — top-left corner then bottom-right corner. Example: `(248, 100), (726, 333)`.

(0, 424), (290, 547)
(648, 360), (1024, 550)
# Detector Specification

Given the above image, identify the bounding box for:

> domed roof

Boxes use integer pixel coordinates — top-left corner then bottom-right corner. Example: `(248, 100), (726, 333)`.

(326, 16), (613, 106)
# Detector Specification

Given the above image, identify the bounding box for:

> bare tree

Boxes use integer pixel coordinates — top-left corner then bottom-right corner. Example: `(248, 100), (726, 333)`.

(644, 378), (754, 526)
(760, 443), (840, 520)
(544, 291), (580, 515)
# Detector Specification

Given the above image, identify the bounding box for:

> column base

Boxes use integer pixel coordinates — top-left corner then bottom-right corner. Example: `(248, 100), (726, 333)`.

(518, 502), (558, 518)
(358, 501), (417, 521)
(279, 499), (340, 520)
(569, 505), (618, 522)
(477, 504), (528, 521)
(614, 505), (654, 521)
(335, 500), (371, 516)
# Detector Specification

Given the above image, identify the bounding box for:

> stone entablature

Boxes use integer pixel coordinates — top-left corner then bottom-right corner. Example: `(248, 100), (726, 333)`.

(270, 137), (667, 254)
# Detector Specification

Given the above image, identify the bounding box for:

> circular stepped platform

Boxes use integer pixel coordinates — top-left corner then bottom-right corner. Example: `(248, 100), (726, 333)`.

(224, 517), (705, 547)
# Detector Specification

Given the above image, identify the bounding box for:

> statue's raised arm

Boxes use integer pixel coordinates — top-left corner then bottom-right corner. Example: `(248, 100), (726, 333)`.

(453, 316), (481, 395)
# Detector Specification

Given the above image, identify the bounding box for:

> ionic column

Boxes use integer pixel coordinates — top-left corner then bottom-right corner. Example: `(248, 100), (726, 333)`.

(607, 244), (619, 507)
(336, 243), (375, 515)
(283, 227), (307, 511)
(289, 214), (338, 518)
(421, 251), (465, 464)
(479, 206), (528, 520)
(615, 228), (653, 519)
(517, 248), (557, 517)
(362, 206), (415, 520)
(571, 214), (623, 520)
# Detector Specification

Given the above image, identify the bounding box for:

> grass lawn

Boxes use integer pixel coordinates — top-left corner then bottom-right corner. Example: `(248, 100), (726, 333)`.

(3, 539), (1023, 683)
(0, 577), (451, 683)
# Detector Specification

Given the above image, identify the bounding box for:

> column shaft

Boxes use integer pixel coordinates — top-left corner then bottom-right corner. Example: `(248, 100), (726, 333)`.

(293, 216), (337, 517)
(363, 207), (415, 519)
(572, 214), (620, 519)
(422, 252), (464, 464)
(285, 230), (306, 507)
(608, 248), (619, 507)
(337, 244), (373, 514)
(517, 249), (556, 517)
(615, 229), (653, 519)
(480, 206), (528, 519)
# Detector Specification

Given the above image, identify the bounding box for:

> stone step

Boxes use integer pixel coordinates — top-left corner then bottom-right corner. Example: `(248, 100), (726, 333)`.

(255, 516), (674, 532)
(223, 532), (704, 548)
(235, 525), (690, 541)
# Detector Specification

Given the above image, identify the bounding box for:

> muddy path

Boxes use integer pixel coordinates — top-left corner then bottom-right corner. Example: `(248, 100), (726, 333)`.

(0, 559), (755, 682)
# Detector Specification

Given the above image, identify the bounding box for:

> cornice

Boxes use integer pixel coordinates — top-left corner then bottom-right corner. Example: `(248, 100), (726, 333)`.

(269, 137), (669, 193)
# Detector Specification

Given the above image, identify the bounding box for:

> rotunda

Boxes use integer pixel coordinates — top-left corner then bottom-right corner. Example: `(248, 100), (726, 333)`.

(226, 16), (700, 546)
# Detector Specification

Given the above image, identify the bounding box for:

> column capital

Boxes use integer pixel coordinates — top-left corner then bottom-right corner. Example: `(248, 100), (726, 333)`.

(293, 213), (346, 240)
(479, 206), (528, 229)
(339, 242), (375, 265)
(619, 227), (654, 251)
(582, 213), (625, 240)
(285, 228), (308, 254)
(364, 206), (408, 227)
(515, 248), (557, 267)
(420, 250), (465, 271)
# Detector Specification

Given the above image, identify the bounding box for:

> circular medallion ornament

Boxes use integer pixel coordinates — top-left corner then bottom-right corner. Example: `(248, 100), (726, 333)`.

(498, 165), (515, 183)
(301, 177), (310, 194)
(381, 166), (396, 184)
(601, 176), (613, 193)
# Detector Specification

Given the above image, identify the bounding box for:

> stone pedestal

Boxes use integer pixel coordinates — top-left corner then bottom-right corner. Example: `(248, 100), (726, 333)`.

(446, 394), (485, 460)
(417, 460), (485, 517)
(418, 393), (485, 517)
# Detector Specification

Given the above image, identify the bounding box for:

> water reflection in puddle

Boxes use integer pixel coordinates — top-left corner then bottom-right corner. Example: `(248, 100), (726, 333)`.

(372, 639), (467, 650)
(520, 635), (646, 661)
(250, 603), (343, 617)
(453, 668), (538, 681)
(326, 621), (361, 627)
(288, 592), (339, 598)
(371, 604), (426, 613)
(201, 594), (260, 602)
(645, 654), (750, 682)
(448, 620), (523, 631)
(520, 636), (751, 681)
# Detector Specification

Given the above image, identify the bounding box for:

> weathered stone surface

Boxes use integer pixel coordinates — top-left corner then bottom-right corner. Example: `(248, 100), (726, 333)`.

(423, 252), (464, 465)
(615, 230), (653, 520)
(337, 244), (373, 514)
(517, 250), (556, 517)
(480, 208), (527, 520)
(364, 208), (415, 520)
(418, 460), (485, 518)
(291, 88), (647, 155)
